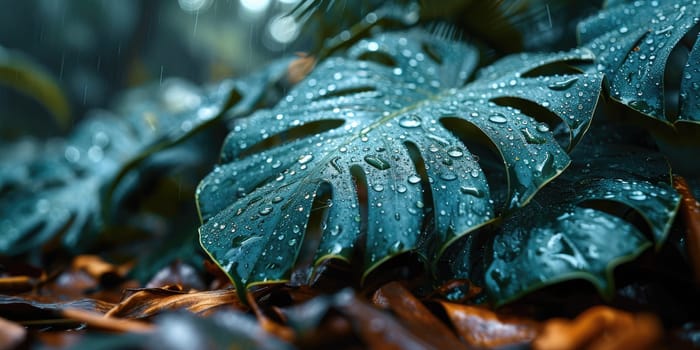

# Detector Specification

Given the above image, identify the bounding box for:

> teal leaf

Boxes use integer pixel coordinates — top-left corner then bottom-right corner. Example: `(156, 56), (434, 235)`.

(578, 0), (700, 125)
(442, 125), (681, 306)
(197, 28), (602, 293)
(0, 60), (291, 255)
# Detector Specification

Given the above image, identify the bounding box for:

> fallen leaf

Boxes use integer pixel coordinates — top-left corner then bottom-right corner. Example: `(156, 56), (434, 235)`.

(62, 308), (154, 333)
(247, 292), (295, 342)
(106, 286), (244, 319)
(0, 295), (114, 320)
(372, 282), (467, 349)
(533, 305), (662, 350)
(72, 255), (131, 284)
(438, 301), (540, 348)
(673, 175), (700, 285)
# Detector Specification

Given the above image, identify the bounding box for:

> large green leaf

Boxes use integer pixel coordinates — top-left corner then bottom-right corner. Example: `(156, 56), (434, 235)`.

(0, 61), (291, 255)
(441, 125), (681, 306)
(578, 0), (700, 126)
(197, 28), (602, 293)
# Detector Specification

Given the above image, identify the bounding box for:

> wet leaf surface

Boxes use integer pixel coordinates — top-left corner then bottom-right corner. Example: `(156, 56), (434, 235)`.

(443, 123), (681, 305)
(579, 0), (700, 125)
(197, 28), (602, 295)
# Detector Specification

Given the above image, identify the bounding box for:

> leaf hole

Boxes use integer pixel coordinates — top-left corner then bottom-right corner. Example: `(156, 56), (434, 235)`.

(491, 97), (571, 150)
(421, 42), (444, 65)
(439, 117), (509, 212)
(357, 51), (397, 67)
(520, 60), (589, 77)
(222, 87), (243, 111)
(349, 165), (369, 261)
(404, 141), (435, 237)
(296, 182), (333, 282)
(312, 86), (378, 101)
(238, 119), (344, 159)
(664, 21), (699, 122)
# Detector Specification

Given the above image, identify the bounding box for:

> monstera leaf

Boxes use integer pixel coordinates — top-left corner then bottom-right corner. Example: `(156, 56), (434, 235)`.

(197, 28), (602, 293)
(0, 60), (291, 255)
(441, 124), (681, 305)
(578, 0), (700, 126)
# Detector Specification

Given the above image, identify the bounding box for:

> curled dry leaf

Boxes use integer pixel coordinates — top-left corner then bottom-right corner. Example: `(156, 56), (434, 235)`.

(0, 259), (46, 294)
(533, 306), (662, 350)
(62, 308), (154, 333)
(72, 255), (131, 281)
(246, 293), (295, 342)
(105, 286), (244, 319)
(673, 175), (700, 285)
(0, 296), (114, 324)
(372, 282), (467, 349)
(438, 301), (540, 348)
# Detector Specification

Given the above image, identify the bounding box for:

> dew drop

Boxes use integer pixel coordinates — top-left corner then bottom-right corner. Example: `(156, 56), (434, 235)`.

(547, 77), (578, 91)
(365, 155), (391, 170)
(440, 172), (457, 181)
(399, 114), (422, 128)
(259, 206), (273, 216)
(488, 113), (507, 124)
(298, 154), (313, 164)
(536, 123), (550, 133)
(628, 190), (647, 201)
(460, 186), (484, 197)
(447, 147), (464, 158)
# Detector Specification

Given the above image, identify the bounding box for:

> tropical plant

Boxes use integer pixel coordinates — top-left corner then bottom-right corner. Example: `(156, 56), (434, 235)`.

(1, 0), (699, 347)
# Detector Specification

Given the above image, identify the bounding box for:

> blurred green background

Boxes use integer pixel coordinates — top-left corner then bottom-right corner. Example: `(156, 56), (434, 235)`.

(0, 0), (305, 139)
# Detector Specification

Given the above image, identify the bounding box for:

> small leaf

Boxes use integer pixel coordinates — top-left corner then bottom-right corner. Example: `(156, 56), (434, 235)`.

(197, 28), (602, 294)
(443, 125), (681, 305)
(578, 0), (700, 125)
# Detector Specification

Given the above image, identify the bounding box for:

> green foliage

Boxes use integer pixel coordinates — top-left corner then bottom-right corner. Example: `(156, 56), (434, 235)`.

(196, 28), (602, 293)
(442, 125), (680, 305)
(1, 0), (695, 309)
(579, 0), (700, 125)
(0, 61), (291, 255)
(0, 46), (71, 128)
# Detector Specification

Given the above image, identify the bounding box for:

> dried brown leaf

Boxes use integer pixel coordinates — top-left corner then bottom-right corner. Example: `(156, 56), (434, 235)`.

(439, 301), (540, 348)
(533, 306), (662, 350)
(62, 308), (154, 333)
(247, 293), (295, 342)
(106, 286), (244, 319)
(674, 175), (700, 285)
(373, 282), (467, 349)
